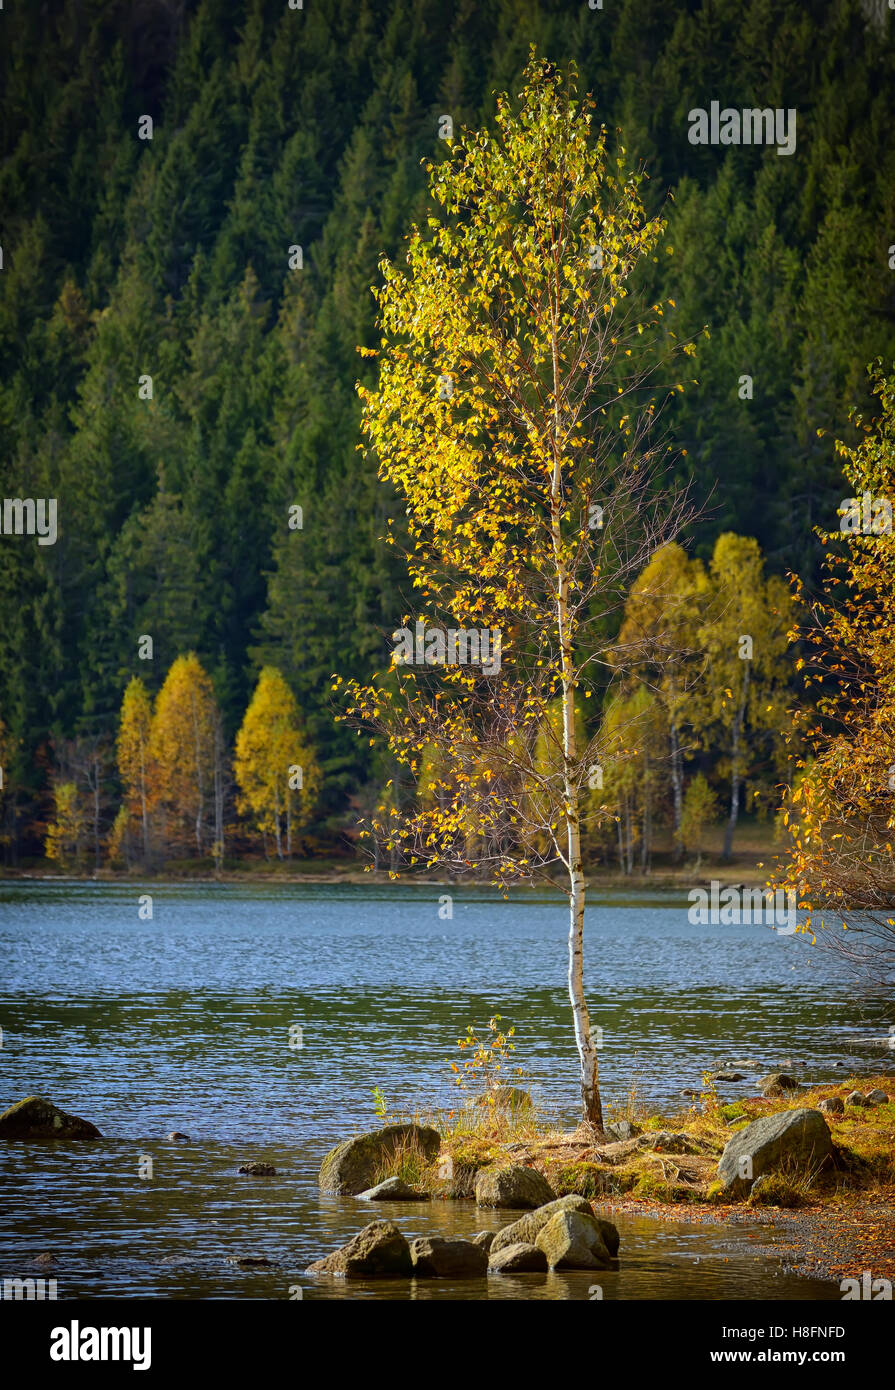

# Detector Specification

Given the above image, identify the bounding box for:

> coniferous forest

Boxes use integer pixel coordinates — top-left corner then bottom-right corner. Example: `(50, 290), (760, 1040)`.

(2, 0), (895, 870)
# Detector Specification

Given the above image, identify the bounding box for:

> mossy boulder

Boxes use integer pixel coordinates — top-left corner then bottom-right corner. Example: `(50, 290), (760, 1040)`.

(474, 1163), (555, 1210)
(0, 1096), (102, 1140)
(318, 1123), (440, 1195)
(491, 1193), (619, 1257)
(305, 1220), (413, 1277)
(716, 1108), (834, 1197)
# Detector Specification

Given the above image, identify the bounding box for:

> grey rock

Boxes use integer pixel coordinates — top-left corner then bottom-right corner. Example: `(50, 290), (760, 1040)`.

(491, 1194), (619, 1258)
(357, 1176), (429, 1201)
(845, 1090), (868, 1107)
(470, 1231), (495, 1252)
(819, 1096), (844, 1115)
(474, 1164), (555, 1210)
(717, 1109), (834, 1197)
(409, 1236), (488, 1278)
(605, 1119), (639, 1141)
(488, 1242), (548, 1273)
(306, 1220), (413, 1277)
(865, 1089), (889, 1105)
(318, 1123), (441, 1195)
(535, 1210), (614, 1270)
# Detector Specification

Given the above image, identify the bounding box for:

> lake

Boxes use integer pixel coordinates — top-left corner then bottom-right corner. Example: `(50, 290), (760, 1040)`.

(0, 878), (885, 1300)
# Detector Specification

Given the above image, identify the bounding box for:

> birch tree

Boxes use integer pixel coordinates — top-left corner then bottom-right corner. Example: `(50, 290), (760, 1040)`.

(338, 56), (696, 1131)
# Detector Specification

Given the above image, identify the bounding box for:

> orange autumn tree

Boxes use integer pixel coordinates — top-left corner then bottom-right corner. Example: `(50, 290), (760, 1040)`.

(773, 364), (895, 986)
(337, 56), (696, 1131)
(150, 653), (224, 866)
(234, 667), (321, 858)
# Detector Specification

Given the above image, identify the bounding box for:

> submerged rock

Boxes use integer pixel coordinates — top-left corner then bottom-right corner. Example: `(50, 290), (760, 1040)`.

(357, 1176), (428, 1201)
(489, 1242), (548, 1273)
(228, 1255), (278, 1268)
(474, 1164), (555, 1210)
(0, 1096), (102, 1140)
(237, 1162), (277, 1176)
(712, 1071), (746, 1082)
(306, 1220), (413, 1278)
(409, 1236), (488, 1278)
(318, 1123), (441, 1195)
(167, 1131), (191, 1141)
(716, 1109), (834, 1197)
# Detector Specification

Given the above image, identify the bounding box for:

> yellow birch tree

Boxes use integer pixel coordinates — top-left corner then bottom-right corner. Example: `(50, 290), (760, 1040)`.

(337, 55), (697, 1130)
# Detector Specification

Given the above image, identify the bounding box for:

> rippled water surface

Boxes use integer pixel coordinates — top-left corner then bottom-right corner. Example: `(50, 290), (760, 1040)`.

(1, 879), (888, 1299)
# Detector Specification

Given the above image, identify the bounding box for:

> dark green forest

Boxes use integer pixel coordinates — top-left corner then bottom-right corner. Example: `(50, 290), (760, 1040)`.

(2, 0), (894, 862)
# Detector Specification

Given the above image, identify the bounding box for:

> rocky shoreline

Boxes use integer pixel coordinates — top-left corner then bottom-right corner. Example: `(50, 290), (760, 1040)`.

(3, 1076), (892, 1292)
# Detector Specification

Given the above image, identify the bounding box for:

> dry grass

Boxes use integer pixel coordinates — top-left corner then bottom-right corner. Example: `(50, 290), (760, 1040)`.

(370, 1076), (895, 1212)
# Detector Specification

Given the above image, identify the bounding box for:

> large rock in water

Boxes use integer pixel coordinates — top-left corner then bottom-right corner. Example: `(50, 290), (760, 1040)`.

(0, 1096), (102, 1140)
(490, 1193), (619, 1258)
(305, 1220), (413, 1277)
(716, 1109), (834, 1197)
(318, 1123), (441, 1195)
(409, 1237), (488, 1278)
(535, 1210), (614, 1270)
(474, 1164), (555, 1209)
